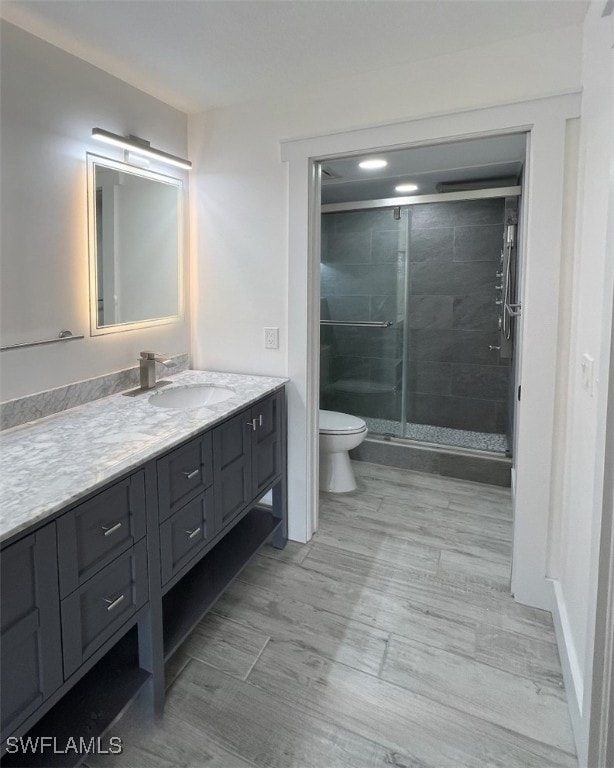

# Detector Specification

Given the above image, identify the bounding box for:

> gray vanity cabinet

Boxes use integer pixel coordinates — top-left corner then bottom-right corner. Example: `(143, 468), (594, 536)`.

(251, 390), (284, 499)
(0, 385), (287, 761)
(0, 524), (62, 739)
(214, 390), (283, 533)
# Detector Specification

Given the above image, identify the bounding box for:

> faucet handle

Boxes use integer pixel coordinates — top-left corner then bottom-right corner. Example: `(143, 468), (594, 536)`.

(140, 350), (173, 366)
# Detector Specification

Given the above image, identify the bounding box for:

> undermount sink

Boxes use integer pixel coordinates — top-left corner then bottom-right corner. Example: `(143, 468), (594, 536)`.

(149, 384), (234, 409)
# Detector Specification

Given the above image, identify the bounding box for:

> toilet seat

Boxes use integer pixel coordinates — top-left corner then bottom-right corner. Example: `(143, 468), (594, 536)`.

(319, 409), (367, 435)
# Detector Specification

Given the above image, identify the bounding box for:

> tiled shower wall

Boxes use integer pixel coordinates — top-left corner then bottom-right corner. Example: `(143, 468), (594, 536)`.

(320, 198), (510, 435)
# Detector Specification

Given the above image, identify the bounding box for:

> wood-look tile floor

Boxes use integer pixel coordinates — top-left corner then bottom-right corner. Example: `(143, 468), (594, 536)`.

(89, 461), (577, 768)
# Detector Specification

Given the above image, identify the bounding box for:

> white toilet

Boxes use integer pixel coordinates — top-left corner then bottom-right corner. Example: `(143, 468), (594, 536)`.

(319, 409), (368, 493)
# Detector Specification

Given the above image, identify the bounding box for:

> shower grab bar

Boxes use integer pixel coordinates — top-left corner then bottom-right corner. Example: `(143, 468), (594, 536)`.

(320, 320), (393, 328)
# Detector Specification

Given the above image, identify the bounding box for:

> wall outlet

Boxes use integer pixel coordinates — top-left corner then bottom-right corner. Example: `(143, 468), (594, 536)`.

(264, 327), (279, 349)
(581, 352), (595, 395)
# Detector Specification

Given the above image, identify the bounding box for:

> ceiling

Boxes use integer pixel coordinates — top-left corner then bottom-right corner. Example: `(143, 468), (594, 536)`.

(321, 132), (527, 203)
(1, 0), (589, 114)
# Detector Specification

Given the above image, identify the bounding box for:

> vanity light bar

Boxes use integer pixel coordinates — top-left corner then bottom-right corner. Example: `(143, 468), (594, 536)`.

(91, 128), (192, 170)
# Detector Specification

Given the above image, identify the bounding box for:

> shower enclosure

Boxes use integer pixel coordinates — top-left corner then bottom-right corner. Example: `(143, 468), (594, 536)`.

(320, 189), (520, 456)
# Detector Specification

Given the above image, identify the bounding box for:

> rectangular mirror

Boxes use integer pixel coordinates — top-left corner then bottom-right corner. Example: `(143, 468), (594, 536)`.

(87, 153), (183, 335)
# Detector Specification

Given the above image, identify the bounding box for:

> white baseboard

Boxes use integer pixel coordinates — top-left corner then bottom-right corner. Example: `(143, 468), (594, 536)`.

(551, 578), (588, 766)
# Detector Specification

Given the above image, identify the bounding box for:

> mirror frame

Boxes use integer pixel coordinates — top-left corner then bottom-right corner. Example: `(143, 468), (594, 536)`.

(87, 153), (184, 336)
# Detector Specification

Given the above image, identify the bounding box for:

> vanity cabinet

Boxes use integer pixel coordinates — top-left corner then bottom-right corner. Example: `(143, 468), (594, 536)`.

(0, 385), (286, 764)
(215, 391), (284, 533)
(0, 525), (62, 740)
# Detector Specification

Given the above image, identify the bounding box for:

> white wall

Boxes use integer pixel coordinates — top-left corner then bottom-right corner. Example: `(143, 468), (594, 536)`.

(550, 4), (614, 765)
(0, 22), (190, 402)
(188, 24), (582, 379)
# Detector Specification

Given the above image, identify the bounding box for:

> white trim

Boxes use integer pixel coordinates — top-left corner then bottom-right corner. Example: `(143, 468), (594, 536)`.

(552, 578), (586, 763)
(282, 93), (581, 596)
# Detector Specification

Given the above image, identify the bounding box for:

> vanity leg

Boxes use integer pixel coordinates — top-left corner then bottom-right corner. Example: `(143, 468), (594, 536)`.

(137, 610), (165, 718)
(271, 479), (287, 550)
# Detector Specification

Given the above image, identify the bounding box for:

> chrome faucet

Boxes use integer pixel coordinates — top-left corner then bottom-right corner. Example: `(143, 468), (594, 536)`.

(139, 351), (173, 390)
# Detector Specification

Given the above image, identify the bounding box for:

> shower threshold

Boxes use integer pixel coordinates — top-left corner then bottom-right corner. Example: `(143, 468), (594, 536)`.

(362, 417), (509, 454)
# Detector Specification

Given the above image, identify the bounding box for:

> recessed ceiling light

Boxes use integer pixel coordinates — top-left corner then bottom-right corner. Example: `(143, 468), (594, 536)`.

(359, 159), (388, 170)
(395, 183), (418, 193)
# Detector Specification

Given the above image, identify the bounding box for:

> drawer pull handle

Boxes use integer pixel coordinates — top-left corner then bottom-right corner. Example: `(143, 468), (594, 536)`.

(183, 469), (200, 480)
(101, 522), (122, 536)
(247, 418), (258, 431)
(104, 594), (125, 612)
(185, 526), (201, 540)
(259, 414), (263, 427)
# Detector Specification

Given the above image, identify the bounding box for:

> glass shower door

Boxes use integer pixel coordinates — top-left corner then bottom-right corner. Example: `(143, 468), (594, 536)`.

(320, 207), (408, 434)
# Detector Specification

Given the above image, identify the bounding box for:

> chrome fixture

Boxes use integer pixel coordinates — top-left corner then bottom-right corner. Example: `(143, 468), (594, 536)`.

(320, 320), (392, 328)
(139, 351), (174, 390)
(0, 329), (84, 352)
(92, 128), (192, 170)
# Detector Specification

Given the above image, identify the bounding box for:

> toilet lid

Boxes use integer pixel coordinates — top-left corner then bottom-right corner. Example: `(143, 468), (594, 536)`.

(319, 409), (367, 435)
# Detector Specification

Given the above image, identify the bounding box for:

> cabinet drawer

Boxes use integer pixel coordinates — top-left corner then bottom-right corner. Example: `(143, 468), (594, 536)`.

(160, 488), (215, 585)
(157, 433), (213, 523)
(61, 541), (148, 678)
(1, 526), (62, 739)
(57, 472), (146, 597)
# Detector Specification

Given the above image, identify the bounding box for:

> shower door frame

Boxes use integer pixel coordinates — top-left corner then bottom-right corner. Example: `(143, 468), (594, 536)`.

(322, 185), (522, 447)
(281, 91), (581, 613)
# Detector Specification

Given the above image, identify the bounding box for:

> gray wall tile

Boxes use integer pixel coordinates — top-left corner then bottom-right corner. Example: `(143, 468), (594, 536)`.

(321, 263), (398, 297)
(323, 231), (372, 264)
(408, 295), (454, 329)
(351, 439), (441, 474)
(407, 392), (499, 432)
(453, 294), (499, 331)
(372, 230), (405, 263)
(411, 198), (504, 229)
(370, 295), (397, 322)
(408, 329), (498, 364)
(453, 224), (503, 262)
(439, 453), (511, 486)
(451, 364), (509, 400)
(409, 227), (454, 263)
(410, 262), (496, 296)
(407, 361), (452, 395)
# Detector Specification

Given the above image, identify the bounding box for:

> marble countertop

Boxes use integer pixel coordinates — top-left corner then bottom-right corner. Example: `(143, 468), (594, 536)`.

(0, 370), (287, 544)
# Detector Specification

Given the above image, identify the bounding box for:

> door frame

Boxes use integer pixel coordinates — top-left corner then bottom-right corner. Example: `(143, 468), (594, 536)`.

(281, 92), (581, 610)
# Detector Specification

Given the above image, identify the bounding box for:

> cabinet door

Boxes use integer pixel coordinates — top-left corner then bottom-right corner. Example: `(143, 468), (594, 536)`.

(0, 525), (62, 740)
(213, 409), (252, 533)
(251, 390), (284, 498)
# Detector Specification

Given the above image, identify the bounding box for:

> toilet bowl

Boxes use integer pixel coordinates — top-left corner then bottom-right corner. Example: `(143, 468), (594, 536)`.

(319, 409), (368, 493)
